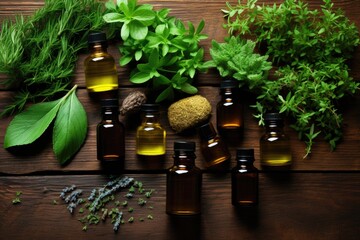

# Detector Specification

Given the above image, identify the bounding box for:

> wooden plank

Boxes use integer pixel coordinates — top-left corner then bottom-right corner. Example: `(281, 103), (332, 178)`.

(1, 88), (360, 174)
(0, 173), (359, 239)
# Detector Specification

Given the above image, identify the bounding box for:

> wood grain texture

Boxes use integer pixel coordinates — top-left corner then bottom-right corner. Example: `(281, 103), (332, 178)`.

(0, 173), (359, 240)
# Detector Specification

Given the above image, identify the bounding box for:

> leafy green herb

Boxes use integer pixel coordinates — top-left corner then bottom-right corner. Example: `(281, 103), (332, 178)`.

(4, 85), (87, 165)
(12, 191), (22, 205)
(217, 0), (360, 157)
(0, 0), (110, 116)
(103, 0), (208, 102)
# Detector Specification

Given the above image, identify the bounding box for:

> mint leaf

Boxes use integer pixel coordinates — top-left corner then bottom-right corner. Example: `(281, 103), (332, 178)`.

(53, 88), (87, 165)
(4, 100), (61, 148)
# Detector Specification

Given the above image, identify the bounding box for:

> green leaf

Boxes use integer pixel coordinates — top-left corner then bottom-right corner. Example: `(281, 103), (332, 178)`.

(155, 86), (174, 102)
(53, 89), (87, 165)
(103, 13), (124, 23)
(121, 23), (130, 40)
(181, 83), (198, 94)
(4, 100), (61, 148)
(129, 21), (148, 40)
(130, 72), (152, 83)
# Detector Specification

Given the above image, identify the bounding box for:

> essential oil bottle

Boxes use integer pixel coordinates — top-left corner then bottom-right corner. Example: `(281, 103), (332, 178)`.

(84, 32), (118, 93)
(136, 104), (166, 157)
(216, 79), (244, 140)
(231, 148), (258, 207)
(260, 113), (292, 168)
(166, 141), (202, 215)
(198, 122), (231, 168)
(96, 99), (125, 169)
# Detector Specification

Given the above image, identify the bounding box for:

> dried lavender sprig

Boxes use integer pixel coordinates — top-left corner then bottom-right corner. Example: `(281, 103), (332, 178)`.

(65, 189), (83, 203)
(67, 202), (77, 214)
(113, 211), (123, 232)
(59, 184), (76, 199)
(88, 189), (97, 201)
(89, 176), (134, 212)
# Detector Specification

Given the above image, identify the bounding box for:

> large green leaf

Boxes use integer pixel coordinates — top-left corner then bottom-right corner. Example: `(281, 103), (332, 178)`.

(53, 89), (87, 165)
(4, 100), (61, 148)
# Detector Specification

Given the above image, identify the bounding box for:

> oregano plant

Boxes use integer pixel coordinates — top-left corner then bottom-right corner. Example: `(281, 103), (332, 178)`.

(4, 85), (87, 165)
(103, 0), (208, 102)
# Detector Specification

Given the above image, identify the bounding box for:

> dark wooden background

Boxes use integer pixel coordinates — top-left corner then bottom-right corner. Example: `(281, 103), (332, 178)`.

(0, 1), (359, 239)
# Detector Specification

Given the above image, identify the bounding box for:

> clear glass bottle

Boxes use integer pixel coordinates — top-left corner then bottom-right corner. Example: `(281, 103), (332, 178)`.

(198, 122), (231, 168)
(216, 79), (244, 140)
(96, 99), (125, 169)
(260, 113), (292, 168)
(166, 141), (202, 215)
(136, 104), (166, 157)
(231, 148), (258, 207)
(84, 32), (118, 93)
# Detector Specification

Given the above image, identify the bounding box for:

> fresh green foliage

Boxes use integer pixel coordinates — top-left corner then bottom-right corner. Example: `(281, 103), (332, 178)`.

(204, 36), (272, 89)
(219, 0), (360, 157)
(103, 0), (208, 102)
(4, 85), (88, 165)
(0, 0), (109, 116)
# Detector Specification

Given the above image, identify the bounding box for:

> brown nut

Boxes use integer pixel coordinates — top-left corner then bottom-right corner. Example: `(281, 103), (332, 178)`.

(120, 90), (147, 115)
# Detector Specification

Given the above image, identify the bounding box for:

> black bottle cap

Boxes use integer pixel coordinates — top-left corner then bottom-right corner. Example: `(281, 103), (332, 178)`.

(198, 122), (217, 140)
(141, 103), (159, 112)
(220, 79), (238, 89)
(88, 32), (108, 45)
(174, 141), (196, 152)
(101, 99), (119, 108)
(264, 112), (282, 121)
(236, 148), (255, 162)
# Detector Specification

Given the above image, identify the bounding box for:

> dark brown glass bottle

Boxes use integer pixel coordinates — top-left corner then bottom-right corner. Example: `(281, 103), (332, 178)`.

(232, 148), (258, 207)
(216, 79), (244, 140)
(198, 122), (231, 168)
(260, 113), (292, 168)
(96, 99), (125, 169)
(166, 141), (202, 215)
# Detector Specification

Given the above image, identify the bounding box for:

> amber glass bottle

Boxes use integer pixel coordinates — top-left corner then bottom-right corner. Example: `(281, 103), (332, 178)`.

(231, 148), (258, 207)
(84, 32), (118, 93)
(260, 113), (292, 168)
(216, 79), (243, 140)
(136, 104), (166, 157)
(96, 99), (125, 168)
(166, 141), (202, 215)
(198, 122), (231, 168)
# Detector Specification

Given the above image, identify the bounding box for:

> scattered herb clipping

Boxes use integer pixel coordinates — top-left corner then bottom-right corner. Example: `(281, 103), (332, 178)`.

(103, 0), (209, 102)
(59, 176), (156, 233)
(12, 191), (22, 205)
(215, 0), (360, 157)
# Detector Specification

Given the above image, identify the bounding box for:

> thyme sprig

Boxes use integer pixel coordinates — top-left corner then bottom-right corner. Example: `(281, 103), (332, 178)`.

(220, 0), (360, 157)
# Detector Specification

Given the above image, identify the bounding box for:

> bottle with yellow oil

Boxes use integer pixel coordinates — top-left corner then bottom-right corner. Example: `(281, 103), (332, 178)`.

(136, 104), (166, 158)
(84, 32), (118, 93)
(260, 113), (292, 168)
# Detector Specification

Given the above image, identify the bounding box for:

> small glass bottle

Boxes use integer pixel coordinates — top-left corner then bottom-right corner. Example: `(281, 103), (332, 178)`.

(216, 79), (244, 140)
(84, 32), (118, 93)
(166, 141), (202, 215)
(232, 148), (258, 207)
(198, 122), (231, 168)
(96, 99), (125, 168)
(136, 104), (166, 157)
(260, 113), (292, 168)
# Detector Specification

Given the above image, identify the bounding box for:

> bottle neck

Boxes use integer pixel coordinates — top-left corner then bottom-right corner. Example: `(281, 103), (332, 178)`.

(89, 43), (108, 53)
(102, 108), (119, 120)
(265, 121), (284, 132)
(220, 88), (239, 100)
(174, 152), (196, 166)
(142, 112), (160, 124)
(236, 159), (254, 167)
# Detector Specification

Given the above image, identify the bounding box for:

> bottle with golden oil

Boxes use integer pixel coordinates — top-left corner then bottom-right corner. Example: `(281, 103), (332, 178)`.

(96, 99), (125, 169)
(84, 32), (118, 93)
(136, 104), (166, 157)
(260, 113), (292, 168)
(216, 79), (244, 141)
(198, 122), (231, 168)
(232, 148), (258, 207)
(166, 141), (202, 215)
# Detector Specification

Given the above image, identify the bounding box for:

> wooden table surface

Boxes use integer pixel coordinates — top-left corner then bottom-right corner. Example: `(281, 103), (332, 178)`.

(0, 1), (359, 239)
